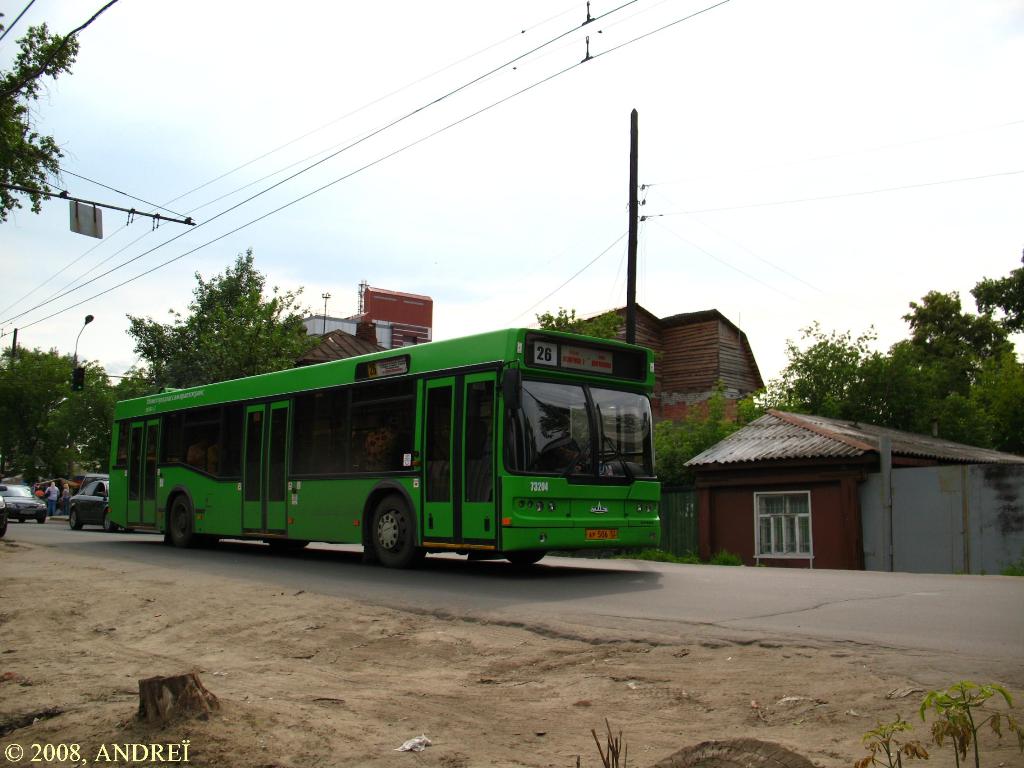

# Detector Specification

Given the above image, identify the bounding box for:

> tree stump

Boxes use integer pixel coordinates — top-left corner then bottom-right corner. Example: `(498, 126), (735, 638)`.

(137, 673), (219, 724)
(651, 739), (817, 768)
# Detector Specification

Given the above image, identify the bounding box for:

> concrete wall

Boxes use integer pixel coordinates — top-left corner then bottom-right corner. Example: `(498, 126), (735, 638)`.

(861, 464), (1024, 574)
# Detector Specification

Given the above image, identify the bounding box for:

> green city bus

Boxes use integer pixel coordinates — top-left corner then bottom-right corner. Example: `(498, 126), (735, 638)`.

(108, 328), (660, 567)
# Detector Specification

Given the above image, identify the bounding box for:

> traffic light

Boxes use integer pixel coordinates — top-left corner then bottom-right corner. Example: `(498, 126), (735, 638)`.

(71, 366), (85, 391)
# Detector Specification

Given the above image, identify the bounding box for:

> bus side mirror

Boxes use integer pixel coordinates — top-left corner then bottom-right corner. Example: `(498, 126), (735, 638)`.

(502, 368), (521, 412)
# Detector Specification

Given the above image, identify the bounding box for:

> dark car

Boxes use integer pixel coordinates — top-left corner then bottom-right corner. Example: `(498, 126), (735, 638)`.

(0, 484), (47, 523)
(68, 475), (117, 531)
(0, 495), (7, 537)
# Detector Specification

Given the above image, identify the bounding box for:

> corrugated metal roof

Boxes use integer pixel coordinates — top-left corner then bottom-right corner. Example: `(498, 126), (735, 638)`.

(686, 410), (1024, 466)
(297, 330), (381, 366)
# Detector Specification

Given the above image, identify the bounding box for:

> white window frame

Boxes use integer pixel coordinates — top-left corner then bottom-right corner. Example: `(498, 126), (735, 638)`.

(753, 491), (814, 566)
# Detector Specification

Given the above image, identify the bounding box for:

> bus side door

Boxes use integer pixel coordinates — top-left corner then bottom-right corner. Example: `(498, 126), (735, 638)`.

(126, 418), (159, 527)
(422, 375), (497, 547)
(242, 401), (289, 533)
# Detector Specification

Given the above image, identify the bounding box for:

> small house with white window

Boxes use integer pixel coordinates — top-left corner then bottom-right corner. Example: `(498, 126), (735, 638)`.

(686, 410), (1024, 571)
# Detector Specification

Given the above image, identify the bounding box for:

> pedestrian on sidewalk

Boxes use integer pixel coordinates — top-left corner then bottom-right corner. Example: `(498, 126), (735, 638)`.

(60, 483), (70, 515)
(44, 481), (59, 518)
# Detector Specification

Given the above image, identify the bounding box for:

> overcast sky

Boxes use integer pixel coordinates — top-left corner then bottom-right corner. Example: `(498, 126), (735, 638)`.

(1, 0), (1021, 383)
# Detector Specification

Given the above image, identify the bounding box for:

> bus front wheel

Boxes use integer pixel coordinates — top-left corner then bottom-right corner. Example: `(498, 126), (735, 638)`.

(372, 495), (420, 569)
(168, 497), (195, 548)
(506, 550), (545, 567)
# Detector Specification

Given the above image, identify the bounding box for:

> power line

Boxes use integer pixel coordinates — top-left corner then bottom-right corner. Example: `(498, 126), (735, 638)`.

(644, 168), (1024, 216)
(4, 1), (643, 327)
(648, 186), (823, 293)
(2, 4), (586, 320)
(162, 2), (596, 208)
(0, 0), (37, 43)
(644, 118), (1024, 188)
(651, 218), (799, 301)
(19, 58), (599, 331)
(15, 0), (738, 331)
(512, 233), (628, 323)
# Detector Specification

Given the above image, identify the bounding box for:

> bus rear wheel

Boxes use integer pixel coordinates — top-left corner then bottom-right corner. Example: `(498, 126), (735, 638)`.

(373, 495), (420, 569)
(168, 496), (195, 548)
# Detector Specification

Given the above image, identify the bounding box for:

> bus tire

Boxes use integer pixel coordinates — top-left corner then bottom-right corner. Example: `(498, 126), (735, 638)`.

(506, 550), (545, 567)
(168, 496), (195, 548)
(372, 494), (419, 569)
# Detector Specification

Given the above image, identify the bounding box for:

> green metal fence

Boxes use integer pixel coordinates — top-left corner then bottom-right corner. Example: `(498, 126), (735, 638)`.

(659, 487), (698, 556)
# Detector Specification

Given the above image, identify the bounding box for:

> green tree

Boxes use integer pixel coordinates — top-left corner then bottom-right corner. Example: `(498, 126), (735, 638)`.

(761, 322), (876, 419)
(654, 385), (759, 485)
(972, 254), (1024, 333)
(0, 348), (116, 479)
(1, 3), (119, 221)
(536, 307), (622, 340)
(126, 250), (317, 389)
(0, 19), (78, 220)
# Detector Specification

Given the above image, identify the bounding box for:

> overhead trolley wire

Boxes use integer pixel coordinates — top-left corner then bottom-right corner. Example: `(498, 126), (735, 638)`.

(4, 0), (642, 328)
(14, 0), (735, 331)
(0, 0), (37, 44)
(2, 2), (584, 320)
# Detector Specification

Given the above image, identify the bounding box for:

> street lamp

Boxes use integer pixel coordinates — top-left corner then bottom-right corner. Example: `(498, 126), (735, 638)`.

(70, 315), (93, 391)
(73, 314), (94, 366)
(321, 293), (331, 335)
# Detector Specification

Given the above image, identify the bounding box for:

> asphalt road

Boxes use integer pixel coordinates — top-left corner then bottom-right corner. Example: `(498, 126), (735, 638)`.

(9, 520), (1024, 684)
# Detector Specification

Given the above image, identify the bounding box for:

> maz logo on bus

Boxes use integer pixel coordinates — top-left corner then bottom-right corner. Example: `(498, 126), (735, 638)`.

(530, 481), (549, 492)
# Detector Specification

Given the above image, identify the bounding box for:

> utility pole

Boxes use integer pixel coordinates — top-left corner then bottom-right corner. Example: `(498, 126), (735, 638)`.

(626, 109), (639, 344)
(9, 328), (17, 359)
(321, 293), (331, 335)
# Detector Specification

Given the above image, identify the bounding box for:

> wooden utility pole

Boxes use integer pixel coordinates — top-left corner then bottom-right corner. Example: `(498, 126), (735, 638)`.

(626, 109), (639, 344)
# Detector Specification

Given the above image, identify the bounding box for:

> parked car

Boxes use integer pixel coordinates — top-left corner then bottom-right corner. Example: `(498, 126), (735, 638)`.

(0, 484), (47, 523)
(0, 494), (7, 538)
(68, 474), (117, 531)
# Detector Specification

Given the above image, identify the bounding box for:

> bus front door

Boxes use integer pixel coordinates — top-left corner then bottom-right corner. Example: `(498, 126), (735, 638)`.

(242, 401), (290, 534)
(422, 375), (497, 548)
(126, 419), (159, 528)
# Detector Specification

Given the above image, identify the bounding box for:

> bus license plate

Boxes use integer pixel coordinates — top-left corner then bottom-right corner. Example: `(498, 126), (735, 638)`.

(586, 528), (618, 540)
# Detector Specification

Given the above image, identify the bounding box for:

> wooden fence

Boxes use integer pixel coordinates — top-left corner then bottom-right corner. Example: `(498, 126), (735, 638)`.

(659, 487), (698, 556)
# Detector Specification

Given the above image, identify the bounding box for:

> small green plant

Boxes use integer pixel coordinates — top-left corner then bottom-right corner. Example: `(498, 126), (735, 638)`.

(855, 716), (929, 768)
(919, 681), (1024, 768)
(620, 549), (702, 564)
(710, 549), (743, 566)
(1001, 550), (1024, 576)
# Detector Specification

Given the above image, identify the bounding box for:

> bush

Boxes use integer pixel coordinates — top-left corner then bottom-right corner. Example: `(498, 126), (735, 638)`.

(622, 549), (702, 564)
(710, 549), (743, 566)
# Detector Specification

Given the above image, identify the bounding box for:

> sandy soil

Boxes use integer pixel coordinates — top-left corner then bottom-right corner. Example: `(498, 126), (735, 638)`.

(1, 536), (1021, 768)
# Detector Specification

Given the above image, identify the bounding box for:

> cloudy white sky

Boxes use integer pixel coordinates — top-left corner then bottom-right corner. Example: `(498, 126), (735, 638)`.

(1, 0), (1022, 383)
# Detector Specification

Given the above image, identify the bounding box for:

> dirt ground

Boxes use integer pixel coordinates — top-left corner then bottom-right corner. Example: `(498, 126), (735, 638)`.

(1, 536), (1021, 768)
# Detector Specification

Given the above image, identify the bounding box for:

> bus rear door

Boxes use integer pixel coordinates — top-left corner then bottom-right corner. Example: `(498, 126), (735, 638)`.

(242, 401), (290, 534)
(125, 418), (159, 528)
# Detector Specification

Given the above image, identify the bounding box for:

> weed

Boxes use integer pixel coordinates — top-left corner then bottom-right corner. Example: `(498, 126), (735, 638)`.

(620, 549), (701, 564)
(1001, 552), (1024, 576)
(710, 549), (743, 566)
(591, 719), (627, 768)
(855, 716), (929, 768)
(919, 681), (1024, 768)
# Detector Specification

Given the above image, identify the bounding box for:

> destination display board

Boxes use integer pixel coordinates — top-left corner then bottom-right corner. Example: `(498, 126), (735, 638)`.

(355, 355), (410, 381)
(525, 334), (646, 380)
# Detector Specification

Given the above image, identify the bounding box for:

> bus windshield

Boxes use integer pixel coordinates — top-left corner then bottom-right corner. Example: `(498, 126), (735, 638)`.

(512, 379), (654, 479)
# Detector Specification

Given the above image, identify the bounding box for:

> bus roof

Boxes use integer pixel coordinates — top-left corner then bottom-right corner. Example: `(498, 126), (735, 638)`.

(113, 327), (654, 420)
